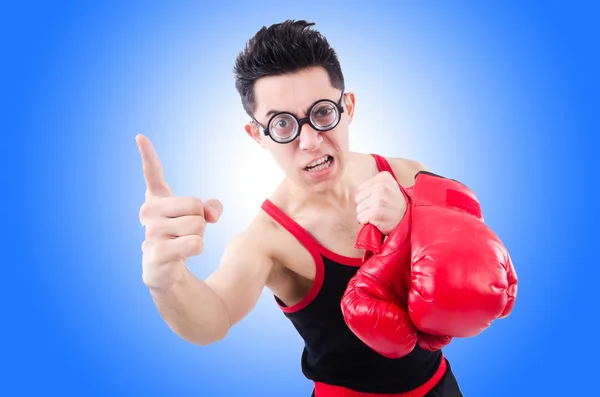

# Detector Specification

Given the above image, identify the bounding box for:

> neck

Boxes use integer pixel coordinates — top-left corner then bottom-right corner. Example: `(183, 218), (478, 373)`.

(289, 152), (365, 210)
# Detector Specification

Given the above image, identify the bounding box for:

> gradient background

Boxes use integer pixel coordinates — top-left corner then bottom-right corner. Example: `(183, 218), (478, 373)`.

(3, 1), (598, 396)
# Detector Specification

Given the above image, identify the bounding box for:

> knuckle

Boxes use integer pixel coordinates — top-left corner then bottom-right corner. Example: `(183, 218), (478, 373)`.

(377, 171), (389, 180)
(139, 202), (153, 220)
(192, 197), (204, 215)
(140, 200), (163, 221)
(195, 217), (207, 234)
(189, 235), (204, 255)
(357, 210), (369, 223)
(145, 220), (161, 237)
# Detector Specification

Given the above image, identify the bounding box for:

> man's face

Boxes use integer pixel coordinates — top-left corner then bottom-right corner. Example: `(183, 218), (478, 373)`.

(245, 66), (355, 194)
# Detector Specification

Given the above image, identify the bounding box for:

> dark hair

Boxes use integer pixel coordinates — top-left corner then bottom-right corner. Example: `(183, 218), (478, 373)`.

(233, 20), (345, 118)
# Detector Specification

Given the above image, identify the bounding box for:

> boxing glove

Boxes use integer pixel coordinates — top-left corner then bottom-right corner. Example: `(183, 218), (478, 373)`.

(408, 172), (518, 338)
(341, 185), (426, 359)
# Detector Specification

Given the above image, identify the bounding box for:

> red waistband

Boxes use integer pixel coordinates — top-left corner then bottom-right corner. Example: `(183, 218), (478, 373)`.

(313, 355), (447, 397)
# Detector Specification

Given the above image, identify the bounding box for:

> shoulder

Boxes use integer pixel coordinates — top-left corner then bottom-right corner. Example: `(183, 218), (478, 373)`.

(214, 209), (282, 288)
(382, 156), (430, 188)
(224, 204), (294, 266)
(228, 203), (305, 287)
(227, 209), (280, 255)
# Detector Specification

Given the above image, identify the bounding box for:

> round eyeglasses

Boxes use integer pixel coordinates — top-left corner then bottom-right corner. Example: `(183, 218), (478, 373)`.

(253, 92), (345, 144)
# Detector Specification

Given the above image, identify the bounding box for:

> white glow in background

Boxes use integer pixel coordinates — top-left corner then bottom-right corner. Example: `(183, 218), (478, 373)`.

(5, 2), (597, 397)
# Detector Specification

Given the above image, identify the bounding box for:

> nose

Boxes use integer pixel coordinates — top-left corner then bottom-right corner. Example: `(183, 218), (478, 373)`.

(298, 124), (323, 151)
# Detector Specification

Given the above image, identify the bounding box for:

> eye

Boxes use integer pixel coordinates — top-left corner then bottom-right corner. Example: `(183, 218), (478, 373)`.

(311, 103), (338, 129)
(270, 114), (297, 139)
(314, 106), (333, 118)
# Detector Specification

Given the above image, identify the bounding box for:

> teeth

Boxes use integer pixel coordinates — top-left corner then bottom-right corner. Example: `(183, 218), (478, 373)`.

(306, 156), (329, 168)
(306, 157), (333, 172)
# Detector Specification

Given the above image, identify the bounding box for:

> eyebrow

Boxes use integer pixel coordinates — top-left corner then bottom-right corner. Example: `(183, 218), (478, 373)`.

(264, 98), (327, 119)
(265, 109), (283, 118)
(262, 92), (343, 120)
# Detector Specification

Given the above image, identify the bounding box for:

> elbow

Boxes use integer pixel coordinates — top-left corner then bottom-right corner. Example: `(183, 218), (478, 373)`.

(188, 337), (218, 347)
(191, 329), (229, 346)
(180, 322), (230, 347)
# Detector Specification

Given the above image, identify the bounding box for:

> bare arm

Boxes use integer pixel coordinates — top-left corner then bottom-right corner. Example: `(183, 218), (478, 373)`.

(204, 229), (274, 328)
(136, 134), (273, 346)
(148, 227), (274, 346)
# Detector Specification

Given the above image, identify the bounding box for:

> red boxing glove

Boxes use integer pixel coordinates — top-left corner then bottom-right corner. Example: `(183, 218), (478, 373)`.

(340, 186), (448, 358)
(408, 172), (518, 338)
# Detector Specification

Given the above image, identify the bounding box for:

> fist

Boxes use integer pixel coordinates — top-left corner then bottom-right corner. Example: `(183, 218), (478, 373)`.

(355, 171), (408, 235)
(136, 134), (223, 289)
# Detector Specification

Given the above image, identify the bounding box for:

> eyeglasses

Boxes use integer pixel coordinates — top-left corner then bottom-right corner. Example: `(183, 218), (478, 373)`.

(252, 92), (345, 144)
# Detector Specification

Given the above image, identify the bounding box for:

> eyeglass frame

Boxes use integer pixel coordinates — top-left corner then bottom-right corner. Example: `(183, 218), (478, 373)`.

(251, 91), (346, 144)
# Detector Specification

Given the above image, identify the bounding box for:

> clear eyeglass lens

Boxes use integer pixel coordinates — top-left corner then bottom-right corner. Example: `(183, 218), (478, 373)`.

(310, 101), (339, 129)
(270, 114), (298, 141)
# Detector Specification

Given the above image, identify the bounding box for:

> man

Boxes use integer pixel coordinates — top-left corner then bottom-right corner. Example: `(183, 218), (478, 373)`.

(136, 20), (516, 396)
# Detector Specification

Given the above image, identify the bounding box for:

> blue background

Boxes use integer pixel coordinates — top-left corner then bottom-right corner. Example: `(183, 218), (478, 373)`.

(3, 1), (598, 396)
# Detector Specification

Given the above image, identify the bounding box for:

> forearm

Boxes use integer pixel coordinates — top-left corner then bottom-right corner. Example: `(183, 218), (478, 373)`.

(148, 266), (232, 346)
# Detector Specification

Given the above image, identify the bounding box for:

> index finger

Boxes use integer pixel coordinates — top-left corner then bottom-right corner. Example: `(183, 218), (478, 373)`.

(136, 134), (173, 199)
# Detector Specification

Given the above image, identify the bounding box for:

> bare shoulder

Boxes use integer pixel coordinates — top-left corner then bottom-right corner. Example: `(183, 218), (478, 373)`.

(385, 157), (430, 188)
(204, 210), (280, 326)
(223, 207), (303, 295)
(222, 210), (279, 260)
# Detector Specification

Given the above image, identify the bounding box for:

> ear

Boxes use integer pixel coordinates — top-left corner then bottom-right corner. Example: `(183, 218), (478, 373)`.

(245, 121), (268, 148)
(343, 92), (356, 123)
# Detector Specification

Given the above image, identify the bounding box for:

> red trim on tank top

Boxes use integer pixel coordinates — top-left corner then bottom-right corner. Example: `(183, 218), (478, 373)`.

(261, 199), (364, 267)
(262, 154), (397, 314)
(371, 153), (396, 179)
(261, 199), (328, 313)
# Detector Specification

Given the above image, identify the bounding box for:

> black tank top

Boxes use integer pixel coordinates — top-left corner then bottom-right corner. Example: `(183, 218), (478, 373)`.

(260, 154), (444, 394)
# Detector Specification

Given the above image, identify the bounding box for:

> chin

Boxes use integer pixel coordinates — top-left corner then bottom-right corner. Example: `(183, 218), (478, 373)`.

(298, 154), (342, 192)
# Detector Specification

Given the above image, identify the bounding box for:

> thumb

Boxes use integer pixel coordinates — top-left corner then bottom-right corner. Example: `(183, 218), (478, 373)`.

(203, 198), (223, 223)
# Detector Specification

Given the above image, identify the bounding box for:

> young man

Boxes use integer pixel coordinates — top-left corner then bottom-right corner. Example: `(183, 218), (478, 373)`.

(136, 20), (516, 397)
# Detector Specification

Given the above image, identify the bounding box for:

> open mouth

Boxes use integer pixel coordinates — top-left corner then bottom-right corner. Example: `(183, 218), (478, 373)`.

(304, 155), (334, 173)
